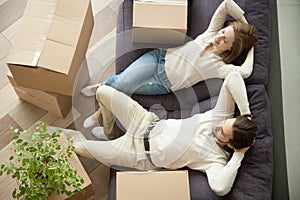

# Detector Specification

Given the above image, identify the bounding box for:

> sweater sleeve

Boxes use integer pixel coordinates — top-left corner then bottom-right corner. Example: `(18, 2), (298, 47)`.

(205, 152), (244, 196)
(204, 0), (244, 34)
(218, 47), (255, 79)
(213, 72), (251, 117)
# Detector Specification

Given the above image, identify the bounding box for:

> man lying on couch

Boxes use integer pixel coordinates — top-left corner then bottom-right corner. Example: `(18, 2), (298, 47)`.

(71, 72), (257, 196)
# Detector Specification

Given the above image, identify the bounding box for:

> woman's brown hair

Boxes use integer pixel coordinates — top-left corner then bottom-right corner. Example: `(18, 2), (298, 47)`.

(229, 115), (257, 149)
(222, 21), (258, 64)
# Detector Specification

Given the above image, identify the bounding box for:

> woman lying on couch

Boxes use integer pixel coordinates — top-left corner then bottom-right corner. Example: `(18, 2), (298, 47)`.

(81, 0), (257, 97)
(82, 0), (258, 130)
(70, 72), (257, 196)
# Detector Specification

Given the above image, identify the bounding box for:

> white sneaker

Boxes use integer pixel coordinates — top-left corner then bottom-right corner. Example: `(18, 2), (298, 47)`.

(83, 114), (98, 128)
(91, 126), (108, 140)
(81, 83), (102, 97)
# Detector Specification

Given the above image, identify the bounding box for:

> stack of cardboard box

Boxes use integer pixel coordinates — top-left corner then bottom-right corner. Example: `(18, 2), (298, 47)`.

(6, 0), (94, 118)
(132, 0), (188, 44)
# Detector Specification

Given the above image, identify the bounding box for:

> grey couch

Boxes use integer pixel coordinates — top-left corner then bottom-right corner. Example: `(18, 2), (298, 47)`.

(108, 0), (273, 199)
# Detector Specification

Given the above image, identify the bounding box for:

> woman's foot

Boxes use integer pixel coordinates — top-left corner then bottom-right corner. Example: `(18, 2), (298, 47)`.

(81, 83), (102, 97)
(91, 126), (108, 140)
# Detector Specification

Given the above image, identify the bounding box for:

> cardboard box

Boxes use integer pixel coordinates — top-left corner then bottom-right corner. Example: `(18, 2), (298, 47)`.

(132, 0), (187, 44)
(7, 0), (94, 96)
(7, 72), (72, 118)
(0, 133), (94, 200)
(116, 170), (190, 200)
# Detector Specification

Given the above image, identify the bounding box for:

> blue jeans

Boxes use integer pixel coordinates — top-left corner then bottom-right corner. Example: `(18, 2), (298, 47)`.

(103, 49), (172, 95)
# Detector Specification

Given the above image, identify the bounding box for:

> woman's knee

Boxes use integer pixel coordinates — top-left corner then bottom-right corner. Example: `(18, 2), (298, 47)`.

(112, 80), (128, 93)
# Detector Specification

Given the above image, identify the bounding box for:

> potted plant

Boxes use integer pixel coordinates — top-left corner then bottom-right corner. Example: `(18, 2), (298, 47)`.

(0, 121), (84, 199)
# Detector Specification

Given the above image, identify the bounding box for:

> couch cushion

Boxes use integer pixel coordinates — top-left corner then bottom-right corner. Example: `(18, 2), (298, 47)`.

(132, 78), (223, 113)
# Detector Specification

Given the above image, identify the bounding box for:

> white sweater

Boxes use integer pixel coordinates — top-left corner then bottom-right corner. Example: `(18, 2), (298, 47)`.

(149, 72), (251, 196)
(82, 73), (250, 196)
(165, 0), (254, 91)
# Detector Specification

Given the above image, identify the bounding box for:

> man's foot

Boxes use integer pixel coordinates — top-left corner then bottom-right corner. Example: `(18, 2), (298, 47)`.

(91, 126), (108, 140)
(74, 142), (96, 160)
(81, 83), (102, 97)
(65, 131), (96, 160)
(65, 131), (87, 143)
(83, 114), (99, 128)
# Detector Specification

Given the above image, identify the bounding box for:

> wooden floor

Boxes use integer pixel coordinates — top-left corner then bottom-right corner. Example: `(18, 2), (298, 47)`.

(0, 0), (122, 199)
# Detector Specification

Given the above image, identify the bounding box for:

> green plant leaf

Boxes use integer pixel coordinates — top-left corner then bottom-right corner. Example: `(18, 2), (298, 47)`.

(55, 145), (61, 150)
(3, 121), (85, 199)
(16, 139), (23, 144)
(11, 135), (19, 140)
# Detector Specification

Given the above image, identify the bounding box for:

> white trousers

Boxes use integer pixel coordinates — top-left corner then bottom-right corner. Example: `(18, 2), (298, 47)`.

(81, 85), (159, 170)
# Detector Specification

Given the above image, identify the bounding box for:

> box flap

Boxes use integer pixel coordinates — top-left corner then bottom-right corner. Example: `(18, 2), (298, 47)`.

(23, 0), (57, 18)
(6, 0), (57, 67)
(47, 0), (90, 47)
(47, 16), (81, 47)
(38, 40), (75, 74)
(55, 0), (89, 20)
(7, 48), (41, 67)
(39, 0), (91, 74)
(6, 16), (53, 66)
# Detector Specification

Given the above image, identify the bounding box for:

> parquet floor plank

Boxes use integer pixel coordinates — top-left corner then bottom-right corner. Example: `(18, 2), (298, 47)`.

(0, 0), (121, 199)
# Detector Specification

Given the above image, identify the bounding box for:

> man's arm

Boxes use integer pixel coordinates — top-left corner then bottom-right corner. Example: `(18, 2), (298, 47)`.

(213, 72), (251, 118)
(205, 151), (245, 196)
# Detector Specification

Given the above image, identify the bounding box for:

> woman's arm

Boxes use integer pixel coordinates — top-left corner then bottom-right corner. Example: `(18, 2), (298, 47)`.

(239, 15), (248, 24)
(206, 0), (245, 33)
(219, 46), (255, 79)
(239, 46), (254, 78)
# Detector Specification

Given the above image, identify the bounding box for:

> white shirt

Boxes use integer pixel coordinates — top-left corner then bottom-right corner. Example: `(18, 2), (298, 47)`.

(165, 0), (252, 91)
(149, 72), (251, 196)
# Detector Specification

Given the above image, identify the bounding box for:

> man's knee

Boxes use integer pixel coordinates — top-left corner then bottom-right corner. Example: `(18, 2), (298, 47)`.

(96, 85), (115, 102)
